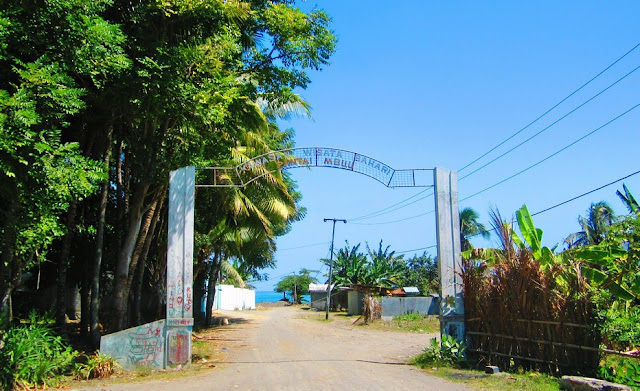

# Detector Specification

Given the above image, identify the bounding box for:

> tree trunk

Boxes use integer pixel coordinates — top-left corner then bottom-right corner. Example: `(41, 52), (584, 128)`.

(56, 201), (78, 327)
(133, 193), (166, 325)
(0, 197), (17, 329)
(205, 252), (221, 327)
(90, 131), (112, 348)
(112, 182), (149, 331)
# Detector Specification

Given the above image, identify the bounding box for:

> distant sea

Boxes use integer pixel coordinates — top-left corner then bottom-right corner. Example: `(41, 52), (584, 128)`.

(255, 290), (310, 303)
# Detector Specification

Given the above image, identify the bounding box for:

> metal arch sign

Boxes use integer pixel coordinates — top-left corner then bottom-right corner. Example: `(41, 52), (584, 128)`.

(197, 147), (432, 188)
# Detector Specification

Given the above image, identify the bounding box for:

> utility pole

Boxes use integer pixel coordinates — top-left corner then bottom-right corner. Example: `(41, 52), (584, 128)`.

(324, 218), (346, 320)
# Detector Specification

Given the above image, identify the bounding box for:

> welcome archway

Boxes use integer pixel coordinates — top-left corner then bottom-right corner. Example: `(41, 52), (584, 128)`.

(101, 147), (464, 369)
(166, 148), (464, 365)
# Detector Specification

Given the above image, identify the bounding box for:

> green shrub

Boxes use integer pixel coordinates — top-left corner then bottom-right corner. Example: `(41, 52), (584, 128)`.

(74, 352), (119, 380)
(412, 335), (467, 368)
(600, 306), (640, 351)
(599, 355), (640, 390)
(393, 312), (423, 322)
(0, 312), (78, 389)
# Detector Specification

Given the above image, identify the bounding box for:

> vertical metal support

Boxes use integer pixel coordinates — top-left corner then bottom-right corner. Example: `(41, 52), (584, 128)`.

(166, 166), (195, 367)
(434, 167), (464, 342)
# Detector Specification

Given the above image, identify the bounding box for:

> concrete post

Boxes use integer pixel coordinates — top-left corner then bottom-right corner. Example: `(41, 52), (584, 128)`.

(166, 166), (195, 367)
(433, 167), (464, 341)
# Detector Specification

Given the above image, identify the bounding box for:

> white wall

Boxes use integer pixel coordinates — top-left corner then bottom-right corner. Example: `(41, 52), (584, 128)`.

(214, 285), (255, 310)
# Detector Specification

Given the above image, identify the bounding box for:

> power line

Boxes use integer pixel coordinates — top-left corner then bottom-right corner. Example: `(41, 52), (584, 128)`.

(458, 41), (640, 173)
(460, 63), (640, 181)
(460, 102), (640, 203)
(395, 244), (438, 255)
(278, 241), (331, 251)
(531, 169), (640, 217)
(349, 190), (434, 222)
(348, 187), (433, 221)
(463, 168), (640, 241)
(350, 209), (435, 226)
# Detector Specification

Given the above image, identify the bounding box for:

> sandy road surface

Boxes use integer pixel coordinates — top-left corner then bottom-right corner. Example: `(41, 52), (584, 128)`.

(82, 307), (467, 390)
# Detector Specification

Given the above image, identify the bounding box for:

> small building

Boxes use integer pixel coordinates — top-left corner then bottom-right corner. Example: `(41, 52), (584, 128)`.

(308, 284), (347, 311)
(214, 285), (255, 310)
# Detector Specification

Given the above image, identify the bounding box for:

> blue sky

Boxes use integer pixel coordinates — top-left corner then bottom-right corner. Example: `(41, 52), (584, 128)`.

(252, 1), (640, 291)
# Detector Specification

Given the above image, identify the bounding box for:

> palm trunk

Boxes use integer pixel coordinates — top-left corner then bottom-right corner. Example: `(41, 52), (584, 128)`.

(205, 252), (221, 326)
(90, 131), (112, 347)
(112, 182), (149, 330)
(133, 194), (166, 324)
(56, 201), (78, 327)
(0, 196), (17, 329)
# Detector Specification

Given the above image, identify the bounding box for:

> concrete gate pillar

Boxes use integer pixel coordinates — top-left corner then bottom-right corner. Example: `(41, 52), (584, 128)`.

(434, 167), (464, 341)
(166, 166), (195, 366)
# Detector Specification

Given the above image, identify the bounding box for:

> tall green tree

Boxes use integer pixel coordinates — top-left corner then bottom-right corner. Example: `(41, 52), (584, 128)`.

(617, 184), (639, 214)
(565, 201), (616, 248)
(325, 242), (369, 286)
(460, 207), (490, 252)
(274, 268), (318, 304)
(366, 240), (405, 288)
(398, 252), (438, 294)
(0, 0), (128, 327)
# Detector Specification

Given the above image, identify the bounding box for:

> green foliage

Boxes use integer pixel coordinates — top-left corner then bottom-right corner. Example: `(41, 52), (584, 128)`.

(0, 312), (78, 389)
(599, 304), (640, 351)
(398, 252), (438, 294)
(617, 184), (639, 214)
(460, 207), (490, 251)
(412, 335), (467, 368)
(326, 240), (406, 288)
(393, 312), (423, 322)
(74, 351), (119, 380)
(274, 268), (318, 303)
(571, 213), (640, 302)
(599, 356), (640, 390)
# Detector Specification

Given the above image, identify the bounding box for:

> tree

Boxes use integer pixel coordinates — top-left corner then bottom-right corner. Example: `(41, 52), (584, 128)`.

(565, 201), (616, 248)
(325, 242), (369, 286)
(460, 207), (490, 252)
(366, 240), (405, 288)
(1, 0), (336, 335)
(274, 269), (318, 304)
(617, 184), (639, 214)
(325, 240), (406, 288)
(398, 252), (438, 294)
(0, 0), (127, 327)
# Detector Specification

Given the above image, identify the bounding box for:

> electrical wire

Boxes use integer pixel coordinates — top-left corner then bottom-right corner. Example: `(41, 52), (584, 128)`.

(348, 187), (433, 221)
(531, 169), (640, 217)
(343, 44), (640, 224)
(278, 241), (330, 251)
(458, 42), (640, 173)
(460, 63), (640, 181)
(349, 190), (434, 222)
(460, 102), (640, 203)
(395, 244), (438, 255)
(350, 209), (435, 226)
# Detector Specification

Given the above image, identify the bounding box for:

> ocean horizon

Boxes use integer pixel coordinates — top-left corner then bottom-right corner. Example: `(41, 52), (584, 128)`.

(255, 290), (310, 303)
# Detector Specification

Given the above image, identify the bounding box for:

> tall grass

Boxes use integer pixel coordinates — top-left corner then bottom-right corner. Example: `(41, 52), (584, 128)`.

(0, 312), (78, 389)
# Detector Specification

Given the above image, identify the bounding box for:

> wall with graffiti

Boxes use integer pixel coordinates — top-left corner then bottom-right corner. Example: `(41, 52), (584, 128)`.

(100, 319), (166, 370)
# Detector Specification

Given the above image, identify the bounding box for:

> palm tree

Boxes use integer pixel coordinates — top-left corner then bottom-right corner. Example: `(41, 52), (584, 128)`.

(460, 207), (490, 252)
(325, 242), (369, 286)
(366, 240), (405, 288)
(617, 184), (639, 214)
(565, 201), (616, 248)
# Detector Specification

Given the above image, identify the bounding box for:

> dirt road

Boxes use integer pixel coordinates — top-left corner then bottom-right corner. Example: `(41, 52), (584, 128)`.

(82, 307), (467, 390)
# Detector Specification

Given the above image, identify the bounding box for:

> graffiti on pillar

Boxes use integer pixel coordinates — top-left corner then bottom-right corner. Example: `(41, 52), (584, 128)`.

(167, 329), (190, 365)
(185, 286), (192, 312)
